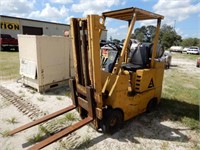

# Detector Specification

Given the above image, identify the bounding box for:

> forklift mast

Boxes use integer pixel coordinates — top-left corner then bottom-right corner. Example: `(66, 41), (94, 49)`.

(70, 16), (105, 121)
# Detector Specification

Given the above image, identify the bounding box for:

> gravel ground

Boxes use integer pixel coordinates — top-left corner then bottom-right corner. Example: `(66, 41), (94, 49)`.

(0, 56), (199, 150)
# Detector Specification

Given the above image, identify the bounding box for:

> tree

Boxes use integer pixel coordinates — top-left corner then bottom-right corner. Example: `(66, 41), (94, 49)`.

(132, 25), (156, 42)
(146, 25), (156, 42)
(132, 24), (182, 49)
(112, 39), (120, 44)
(159, 24), (182, 49)
(181, 38), (200, 47)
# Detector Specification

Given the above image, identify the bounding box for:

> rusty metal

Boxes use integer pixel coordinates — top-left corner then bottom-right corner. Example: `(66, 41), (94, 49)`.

(9, 105), (76, 135)
(81, 20), (90, 86)
(28, 116), (93, 150)
(86, 86), (95, 118)
(71, 18), (84, 85)
(69, 79), (78, 106)
(78, 97), (89, 111)
(0, 85), (45, 120)
(77, 84), (87, 96)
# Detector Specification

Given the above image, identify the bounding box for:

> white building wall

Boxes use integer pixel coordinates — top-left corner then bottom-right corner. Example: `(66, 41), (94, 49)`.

(0, 16), (70, 39)
(0, 16), (21, 38)
(0, 16), (107, 41)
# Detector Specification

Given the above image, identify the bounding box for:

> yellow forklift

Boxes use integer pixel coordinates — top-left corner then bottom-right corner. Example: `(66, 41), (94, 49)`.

(9, 7), (164, 149)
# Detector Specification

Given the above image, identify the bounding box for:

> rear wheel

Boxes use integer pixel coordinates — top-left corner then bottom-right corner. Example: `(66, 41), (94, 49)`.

(102, 109), (123, 134)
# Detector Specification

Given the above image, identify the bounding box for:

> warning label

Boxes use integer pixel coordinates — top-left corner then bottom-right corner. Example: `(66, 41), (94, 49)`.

(148, 78), (154, 88)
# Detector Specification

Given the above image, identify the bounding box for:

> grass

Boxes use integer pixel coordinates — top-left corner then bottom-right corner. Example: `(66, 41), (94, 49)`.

(56, 96), (63, 101)
(37, 97), (45, 101)
(38, 113), (77, 134)
(163, 71), (199, 105)
(76, 135), (91, 149)
(27, 115), (77, 146)
(57, 140), (77, 150)
(64, 112), (78, 121)
(161, 53), (200, 130)
(26, 133), (44, 144)
(0, 130), (11, 137)
(66, 91), (71, 97)
(0, 51), (20, 80)
(5, 117), (18, 124)
(0, 99), (11, 109)
(170, 52), (200, 60)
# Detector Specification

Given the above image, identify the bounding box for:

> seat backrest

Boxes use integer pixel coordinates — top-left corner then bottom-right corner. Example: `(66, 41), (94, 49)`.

(129, 44), (150, 67)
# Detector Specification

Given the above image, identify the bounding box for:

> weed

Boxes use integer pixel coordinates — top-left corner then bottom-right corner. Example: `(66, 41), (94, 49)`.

(18, 90), (23, 93)
(29, 90), (36, 94)
(73, 135), (92, 149)
(192, 142), (200, 150)
(20, 93), (26, 97)
(80, 135), (91, 147)
(58, 140), (76, 149)
(0, 99), (11, 109)
(27, 132), (43, 144)
(39, 125), (49, 134)
(5, 117), (18, 124)
(37, 97), (44, 101)
(66, 91), (71, 97)
(0, 130), (10, 137)
(64, 113), (77, 121)
(181, 116), (200, 130)
(161, 142), (169, 150)
(56, 96), (63, 101)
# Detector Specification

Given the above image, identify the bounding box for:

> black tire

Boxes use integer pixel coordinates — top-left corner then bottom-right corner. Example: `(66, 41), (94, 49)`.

(102, 109), (123, 134)
(146, 99), (157, 113)
(14, 46), (19, 52)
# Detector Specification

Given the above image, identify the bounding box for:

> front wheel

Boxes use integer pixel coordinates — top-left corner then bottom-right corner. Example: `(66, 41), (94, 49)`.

(146, 99), (157, 113)
(102, 109), (123, 134)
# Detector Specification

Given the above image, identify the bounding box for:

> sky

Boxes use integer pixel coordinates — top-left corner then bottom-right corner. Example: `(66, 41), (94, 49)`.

(0, 0), (199, 40)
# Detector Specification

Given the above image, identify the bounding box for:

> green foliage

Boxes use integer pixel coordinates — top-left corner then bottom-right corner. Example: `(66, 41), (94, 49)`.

(181, 38), (200, 47)
(56, 96), (63, 101)
(159, 24), (182, 49)
(27, 133), (43, 144)
(0, 52), (20, 80)
(132, 24), (183, 49)
(66, 91), (71, 97)
(162, 54), (200, 130)
(37, 97), (44, 101)
(132, 25), (156, 42)
(0, 130), (10, 137)
(64, 113), (77, 121)
(112, 39), (120, 44)
(5, 117), (18, 124)
(39, 125), (49, 134)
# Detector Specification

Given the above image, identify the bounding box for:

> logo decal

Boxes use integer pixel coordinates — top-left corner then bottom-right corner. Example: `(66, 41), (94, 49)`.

(148, 78), (154, 88)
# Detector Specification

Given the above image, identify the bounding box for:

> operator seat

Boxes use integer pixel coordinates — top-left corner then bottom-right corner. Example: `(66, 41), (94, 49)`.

(121, 43), (151, 72)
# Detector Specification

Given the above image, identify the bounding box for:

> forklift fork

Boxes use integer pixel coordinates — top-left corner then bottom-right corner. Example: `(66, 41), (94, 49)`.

(9, 79), (94, 150)
(9, 105), (76, 136)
